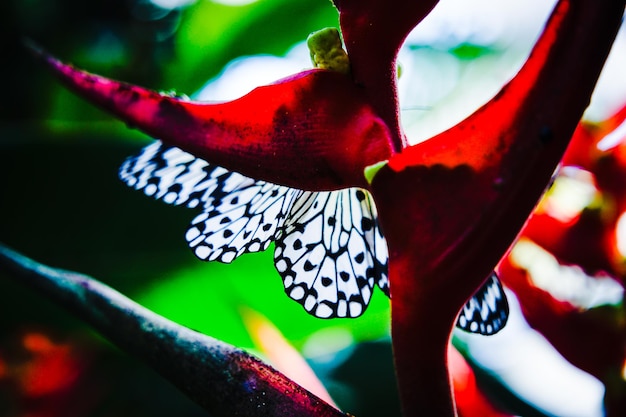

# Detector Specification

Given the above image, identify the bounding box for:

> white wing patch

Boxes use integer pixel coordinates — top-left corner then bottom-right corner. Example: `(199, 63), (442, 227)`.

(185, 182), (300, 263)
(456, 272), (509, 335)
(119, 141), (388, 318)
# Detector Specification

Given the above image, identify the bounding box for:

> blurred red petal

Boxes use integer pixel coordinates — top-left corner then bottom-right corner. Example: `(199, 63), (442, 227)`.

(20, 333), (85, 398)
(449, 346), (513, 417)
(500, 251), (623, 380)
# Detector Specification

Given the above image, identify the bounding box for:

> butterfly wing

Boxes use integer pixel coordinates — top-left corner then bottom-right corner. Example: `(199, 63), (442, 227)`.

(120, 141), (219, 209)
(120, 141), (391, 319)
(185, 181), (302, 263)
(274, 189), (389, 318)
(119, 141), (300, 263)
(456, 272), (509, 335)
(120, 142), (506, 331)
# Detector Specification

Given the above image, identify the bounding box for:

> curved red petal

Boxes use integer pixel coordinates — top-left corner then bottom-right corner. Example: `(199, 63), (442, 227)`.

(29, 44), (392, 191)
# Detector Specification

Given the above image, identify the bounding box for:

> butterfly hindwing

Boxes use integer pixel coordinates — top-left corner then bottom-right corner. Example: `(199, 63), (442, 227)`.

(274, 189), (388, 318)
(456, 272), (509, 335)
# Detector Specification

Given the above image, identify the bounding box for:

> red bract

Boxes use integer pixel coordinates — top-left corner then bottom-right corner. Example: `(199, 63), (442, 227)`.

(25, 0), (626, 416)
(28, 45), (392, 191)
(523, 196), (619, 276)
(564, 103), (626, 213)
(500, 253), (623, 384)
(525, 105), (626, 280)
(563, 103), (626, 171)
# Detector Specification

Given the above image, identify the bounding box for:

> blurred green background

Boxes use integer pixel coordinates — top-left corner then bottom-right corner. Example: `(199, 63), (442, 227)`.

(0, 1), (395, 415)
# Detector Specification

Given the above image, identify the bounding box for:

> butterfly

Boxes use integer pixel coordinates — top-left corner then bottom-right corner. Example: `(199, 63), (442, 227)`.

(119, 140), (508, 333)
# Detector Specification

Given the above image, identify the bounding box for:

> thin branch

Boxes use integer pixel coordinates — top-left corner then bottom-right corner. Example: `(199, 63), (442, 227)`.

(0, 242), (346, 417)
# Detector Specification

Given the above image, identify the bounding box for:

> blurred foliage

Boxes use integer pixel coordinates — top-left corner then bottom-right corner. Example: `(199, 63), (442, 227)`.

(0, 0), (392, 415)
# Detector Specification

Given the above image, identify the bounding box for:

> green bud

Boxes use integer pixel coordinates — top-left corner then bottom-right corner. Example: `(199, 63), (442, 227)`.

(306, 27), (350, 75)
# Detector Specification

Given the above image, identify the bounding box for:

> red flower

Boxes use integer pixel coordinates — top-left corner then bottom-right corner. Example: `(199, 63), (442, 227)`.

(26, 0), (626, 415)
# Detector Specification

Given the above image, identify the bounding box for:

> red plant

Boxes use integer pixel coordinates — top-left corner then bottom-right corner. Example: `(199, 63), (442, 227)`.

(10, 0), (626, 416)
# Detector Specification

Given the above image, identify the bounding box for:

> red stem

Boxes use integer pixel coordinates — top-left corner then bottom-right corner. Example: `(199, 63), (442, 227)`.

(372, 1), (625, 415)
(388, 257), (460, 416)
(335, 0), (439, 152)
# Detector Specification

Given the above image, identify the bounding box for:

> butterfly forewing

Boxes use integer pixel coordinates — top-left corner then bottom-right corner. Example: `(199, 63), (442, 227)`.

(456, 272), (509, 335)
(119, 141), (298, 263)
(120, 141), (220, 208)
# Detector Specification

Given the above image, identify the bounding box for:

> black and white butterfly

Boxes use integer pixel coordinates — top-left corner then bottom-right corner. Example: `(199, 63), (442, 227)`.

(119, 141), (508, 332)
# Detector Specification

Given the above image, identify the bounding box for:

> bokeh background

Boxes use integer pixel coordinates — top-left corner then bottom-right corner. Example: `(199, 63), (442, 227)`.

(1, 0), (625, 416)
